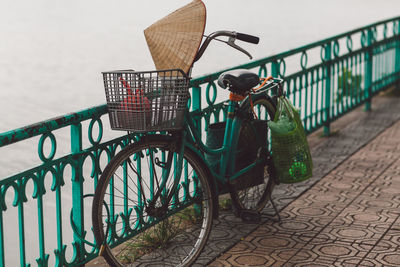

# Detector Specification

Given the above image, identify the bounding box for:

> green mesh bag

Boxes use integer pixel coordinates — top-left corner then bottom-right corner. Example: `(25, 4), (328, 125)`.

(268, 96), (313, 183)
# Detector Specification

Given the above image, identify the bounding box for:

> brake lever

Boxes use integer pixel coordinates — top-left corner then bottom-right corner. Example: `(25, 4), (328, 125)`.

(227, 36), (253, 59)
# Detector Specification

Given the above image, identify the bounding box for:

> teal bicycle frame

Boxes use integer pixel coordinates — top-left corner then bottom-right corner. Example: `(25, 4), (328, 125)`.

(178, 80), (280, 195)
(142, 77), (280, 214)
(184, 100), (254, 184)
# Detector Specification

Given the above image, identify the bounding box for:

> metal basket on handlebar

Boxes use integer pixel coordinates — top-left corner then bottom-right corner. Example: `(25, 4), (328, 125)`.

(103, 69), (190, 132)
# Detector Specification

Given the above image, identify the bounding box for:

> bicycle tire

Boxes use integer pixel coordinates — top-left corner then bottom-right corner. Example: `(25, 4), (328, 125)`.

(92, 135), (214, 267)
(230, 96), (277, 213)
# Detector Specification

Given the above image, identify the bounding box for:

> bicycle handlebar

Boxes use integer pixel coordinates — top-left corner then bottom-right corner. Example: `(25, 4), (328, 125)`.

(194, 31), (259, 62)
(236, 32), (259, 44)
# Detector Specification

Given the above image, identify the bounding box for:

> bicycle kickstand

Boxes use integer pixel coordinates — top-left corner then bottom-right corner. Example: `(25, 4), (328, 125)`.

(237, 196), (282, 223)
(268, 194), (281, 222)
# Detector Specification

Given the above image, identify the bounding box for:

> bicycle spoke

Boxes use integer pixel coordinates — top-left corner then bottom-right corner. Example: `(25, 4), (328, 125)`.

(103, 192), (137, 205)
(127, 156), (150, 205)
(109, 172), (141, 201)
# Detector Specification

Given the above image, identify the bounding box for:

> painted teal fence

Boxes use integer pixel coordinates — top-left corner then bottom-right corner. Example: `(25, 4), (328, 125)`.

(0, 16), (399, 266)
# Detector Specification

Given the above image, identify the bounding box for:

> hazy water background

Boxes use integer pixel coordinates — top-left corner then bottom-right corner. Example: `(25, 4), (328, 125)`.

(0, 0), (400, 266)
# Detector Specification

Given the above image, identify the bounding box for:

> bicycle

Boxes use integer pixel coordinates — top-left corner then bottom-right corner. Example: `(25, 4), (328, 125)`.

(92, 30), (283, 267)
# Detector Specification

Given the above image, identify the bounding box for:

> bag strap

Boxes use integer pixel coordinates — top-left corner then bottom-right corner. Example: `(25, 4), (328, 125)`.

(274, 96), (296, 121)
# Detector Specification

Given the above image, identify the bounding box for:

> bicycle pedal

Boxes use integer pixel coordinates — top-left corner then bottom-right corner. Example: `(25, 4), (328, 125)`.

(239, 209), (261, 223)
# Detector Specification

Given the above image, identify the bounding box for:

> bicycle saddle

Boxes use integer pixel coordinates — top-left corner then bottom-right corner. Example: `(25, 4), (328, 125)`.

(218, 69), (260, 96)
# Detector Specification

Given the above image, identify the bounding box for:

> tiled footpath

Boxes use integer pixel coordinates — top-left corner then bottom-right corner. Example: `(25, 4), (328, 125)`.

(199, 93), (400, 266)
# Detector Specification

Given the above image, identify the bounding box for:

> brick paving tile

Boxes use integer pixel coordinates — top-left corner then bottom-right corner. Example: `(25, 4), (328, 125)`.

(207, 94), (400, 266)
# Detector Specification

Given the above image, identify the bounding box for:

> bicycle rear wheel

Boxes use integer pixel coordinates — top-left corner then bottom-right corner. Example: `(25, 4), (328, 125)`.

(92, 135), (214, 266)
(230, 96), (276, 213)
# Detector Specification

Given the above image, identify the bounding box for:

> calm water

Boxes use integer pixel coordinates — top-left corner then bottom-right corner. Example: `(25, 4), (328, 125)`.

(1, 0), (400, 265)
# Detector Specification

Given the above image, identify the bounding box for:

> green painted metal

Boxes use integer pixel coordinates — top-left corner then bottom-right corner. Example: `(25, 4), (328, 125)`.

(323, 43), (332, 136)
(219, 101), (236, 178)
(71, 123), (86, 267)
(191, 85), (202, 132)
(0, 105), (108, 148)
(396, 19), (400, 86)
(0, 211), (4, 266)
(17, 182), (26, 267)
(364, 29), (374, 111)
(0, 16), (399, 266)
(271, 60), (279, 96)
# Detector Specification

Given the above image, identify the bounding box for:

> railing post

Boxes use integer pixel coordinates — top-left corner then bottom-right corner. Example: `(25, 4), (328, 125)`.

(190, 85), (202, 214)
(324, 43), (332, 136)
(0, 211), (4, 267)
(71, 123), (85, 267)
(192, 86), (202, 131)
(395, 19), (400, 89)
(271, 60), (279, 96)
(17, 188), (27, 267)
(36, 172), (49, 266)
(364, 28), (374, 111)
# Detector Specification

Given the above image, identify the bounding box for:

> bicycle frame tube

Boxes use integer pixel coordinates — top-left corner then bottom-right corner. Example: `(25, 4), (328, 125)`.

(184, 111), (228, 157)
(170, 132), (186, 204)
(219, 102), (269, 183)
(184, 100), (257, 185)
(218, 101), (241, 178)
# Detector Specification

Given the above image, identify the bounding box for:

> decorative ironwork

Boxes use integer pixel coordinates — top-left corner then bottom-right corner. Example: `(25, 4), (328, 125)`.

(300, 51), (308, 70)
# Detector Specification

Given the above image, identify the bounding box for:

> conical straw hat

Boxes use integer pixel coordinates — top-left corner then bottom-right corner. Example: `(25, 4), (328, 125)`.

(144, 0), (206, 74)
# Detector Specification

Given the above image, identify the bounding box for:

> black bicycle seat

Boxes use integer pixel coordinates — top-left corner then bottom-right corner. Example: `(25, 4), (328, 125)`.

(217, 69), (259, 96)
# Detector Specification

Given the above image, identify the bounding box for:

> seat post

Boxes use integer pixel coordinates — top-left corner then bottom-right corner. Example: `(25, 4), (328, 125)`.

(219, 100), (241, 179)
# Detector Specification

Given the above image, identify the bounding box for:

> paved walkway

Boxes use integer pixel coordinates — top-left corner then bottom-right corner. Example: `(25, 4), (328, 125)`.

(204, 92), (400, 266)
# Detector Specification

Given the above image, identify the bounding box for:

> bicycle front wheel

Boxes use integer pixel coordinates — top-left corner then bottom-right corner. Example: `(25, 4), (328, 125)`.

(230, 96), (276, 213)
(92, 135), (214, 266)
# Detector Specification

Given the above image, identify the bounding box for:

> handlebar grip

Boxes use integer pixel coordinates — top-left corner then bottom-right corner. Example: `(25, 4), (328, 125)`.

(236, 33), (260, 44)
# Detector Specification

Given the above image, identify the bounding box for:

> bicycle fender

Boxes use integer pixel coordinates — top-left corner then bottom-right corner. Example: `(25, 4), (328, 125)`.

(239, 90), (276, 110)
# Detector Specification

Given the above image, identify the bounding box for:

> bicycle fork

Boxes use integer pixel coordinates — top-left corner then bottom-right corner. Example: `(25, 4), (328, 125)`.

(144, 133), (188, 218)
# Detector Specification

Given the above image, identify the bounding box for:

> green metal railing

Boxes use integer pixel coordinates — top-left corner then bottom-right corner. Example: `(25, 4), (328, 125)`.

(0, 16), (399, 266)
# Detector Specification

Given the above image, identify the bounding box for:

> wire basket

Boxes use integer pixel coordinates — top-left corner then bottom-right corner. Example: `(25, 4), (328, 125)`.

(103, 69), (190, 132)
